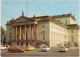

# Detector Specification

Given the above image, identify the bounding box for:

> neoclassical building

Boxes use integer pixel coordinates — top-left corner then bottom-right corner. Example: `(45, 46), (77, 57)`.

(6, 12), (80, 47)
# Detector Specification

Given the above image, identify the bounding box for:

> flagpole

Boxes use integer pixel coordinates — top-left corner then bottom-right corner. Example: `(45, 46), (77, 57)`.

(26, 0), (28, 16)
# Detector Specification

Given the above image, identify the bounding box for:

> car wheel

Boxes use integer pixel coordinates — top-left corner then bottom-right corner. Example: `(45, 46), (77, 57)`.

(18, 50), (21, 53)
(45, 50), (47, 52)
(13, 51), (15, 53)
(16, 51), (18, 53)
(10, 51), (12, 53)
(21, 51), (24, 53)
(12, 51), (14, 53)
(41, 50), (43, 52)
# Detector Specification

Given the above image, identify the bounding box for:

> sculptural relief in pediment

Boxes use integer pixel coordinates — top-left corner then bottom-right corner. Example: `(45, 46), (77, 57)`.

(14, 17), (32, 23)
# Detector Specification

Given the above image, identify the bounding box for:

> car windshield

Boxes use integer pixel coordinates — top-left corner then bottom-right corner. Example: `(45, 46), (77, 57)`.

(27, 45), (33, 48)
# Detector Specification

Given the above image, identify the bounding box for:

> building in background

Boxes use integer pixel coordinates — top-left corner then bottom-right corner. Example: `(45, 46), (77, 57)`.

(6, 11), (80, 47)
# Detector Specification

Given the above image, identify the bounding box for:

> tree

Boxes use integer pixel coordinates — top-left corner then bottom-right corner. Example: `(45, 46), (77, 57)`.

(1, 26), (6, 45)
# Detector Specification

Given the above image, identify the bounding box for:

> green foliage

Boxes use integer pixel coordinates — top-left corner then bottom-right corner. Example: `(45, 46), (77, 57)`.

(1, 26), (6, 45)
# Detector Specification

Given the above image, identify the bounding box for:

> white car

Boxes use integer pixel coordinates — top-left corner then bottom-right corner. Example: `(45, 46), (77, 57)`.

(58, 46), (68, 52)
(0, 45), (7, 50)
(41, 46), (50, 52)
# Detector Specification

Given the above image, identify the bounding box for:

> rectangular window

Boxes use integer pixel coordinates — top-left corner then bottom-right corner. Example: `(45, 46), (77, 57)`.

(59, 20), (60, 22)
(66, 20), (67, 24)
(54, 26), (55, 29)
(51, 32), (53, 40)
(42, 25), (45, 28)
(71, 31), (73, 33)
(42, 31), (45, 40)
(54, 33), (55, 40)
(71, 37), (74, 42)
(51, 25), (53, 28)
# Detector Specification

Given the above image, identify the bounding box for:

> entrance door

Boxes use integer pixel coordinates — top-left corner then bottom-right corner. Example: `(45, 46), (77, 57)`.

(26, 42), (28, 46)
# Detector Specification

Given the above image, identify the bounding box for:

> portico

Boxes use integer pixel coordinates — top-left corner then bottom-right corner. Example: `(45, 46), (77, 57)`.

(11, 21), (37, 46)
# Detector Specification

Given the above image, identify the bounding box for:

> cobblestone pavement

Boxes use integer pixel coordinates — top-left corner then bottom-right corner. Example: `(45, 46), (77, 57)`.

(1, 47), (79, 57)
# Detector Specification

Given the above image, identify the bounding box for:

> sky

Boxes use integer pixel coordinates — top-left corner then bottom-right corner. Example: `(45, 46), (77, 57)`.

(1, 0), (79, 30)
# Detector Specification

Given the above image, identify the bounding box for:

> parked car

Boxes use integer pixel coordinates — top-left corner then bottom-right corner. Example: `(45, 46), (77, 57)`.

(57, 43), (69, 52)
(58, 46), (68, 52)
(20, 45), (27, 51)
(20, 47), (26, 50)
(25, 45), (35, 51)
(0, 45), (7, 50)
(41, 46), (50, 52)
(8, 46), (25, 53)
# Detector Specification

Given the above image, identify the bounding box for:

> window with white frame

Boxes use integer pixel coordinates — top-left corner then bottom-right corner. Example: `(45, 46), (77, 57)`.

(71, 31), (74, 33)
(51, 25), (53, 28)
(71, 37), (74, 42)
(51, 32), (53, 40)
(42, 25), (45, 28)
(42, 31), (45, 40)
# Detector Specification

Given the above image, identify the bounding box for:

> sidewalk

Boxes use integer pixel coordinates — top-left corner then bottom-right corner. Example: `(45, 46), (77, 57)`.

(69, 47), (79, 49)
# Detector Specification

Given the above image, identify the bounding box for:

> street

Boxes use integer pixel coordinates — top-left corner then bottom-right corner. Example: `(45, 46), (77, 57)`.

(1, 47), (79, 57)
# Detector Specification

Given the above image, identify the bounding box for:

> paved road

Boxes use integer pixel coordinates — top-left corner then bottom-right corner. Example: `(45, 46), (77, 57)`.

(1, 47), (79, 57)
(1, 56), (79, 57)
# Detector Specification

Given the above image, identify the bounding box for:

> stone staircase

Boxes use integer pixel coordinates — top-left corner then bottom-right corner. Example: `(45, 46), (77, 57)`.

(36, 40), (48, 47)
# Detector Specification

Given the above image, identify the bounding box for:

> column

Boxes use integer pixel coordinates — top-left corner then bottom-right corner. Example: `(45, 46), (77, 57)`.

(30, 25), (32, 44)
(54, 32), (55, 46)
(28, 25), (30, 45)
(30, 25), (31, 41)
(12, 26), (13, 41)
(16, 26), (17, 41)
(26, 26), (28, 40)
(35, 25), (36, 41)
(32, 26), (34, 40)
(29, 24), (32, 45)
(33, 25), (35, 40)
(31, 25), (33, 45)
(20, 25), (21, 41)
(25, 25), (26, 40)
(34, 25), (36, 46)
(31, 25), (32, 41)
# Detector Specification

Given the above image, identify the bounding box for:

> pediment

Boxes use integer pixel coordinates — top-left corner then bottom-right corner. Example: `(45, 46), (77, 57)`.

(13, 16), (34, 23)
